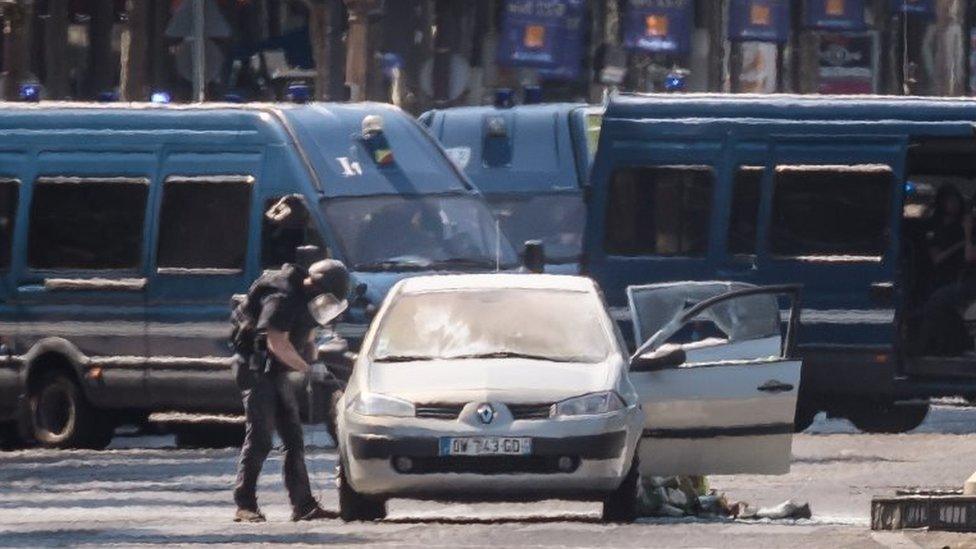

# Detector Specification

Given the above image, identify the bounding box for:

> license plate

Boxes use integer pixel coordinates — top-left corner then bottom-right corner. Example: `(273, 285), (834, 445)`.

(439, 437), (532, 456)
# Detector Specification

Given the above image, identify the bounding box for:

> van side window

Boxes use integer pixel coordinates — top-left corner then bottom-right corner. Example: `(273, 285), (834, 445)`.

(28, 177), (148, 270)
(157, 176), (253, 272)
(605, 166), (713, 257)
(771, 165), (892, 257)
(728, 167), (763, 256)
(0, 179), (18, 269)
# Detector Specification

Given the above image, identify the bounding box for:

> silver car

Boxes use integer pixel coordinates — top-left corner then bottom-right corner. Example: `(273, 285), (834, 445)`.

(336, 274), (802, 522)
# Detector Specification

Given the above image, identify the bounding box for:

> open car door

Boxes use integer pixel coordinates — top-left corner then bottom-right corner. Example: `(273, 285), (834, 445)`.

(627, 282), (802, 476)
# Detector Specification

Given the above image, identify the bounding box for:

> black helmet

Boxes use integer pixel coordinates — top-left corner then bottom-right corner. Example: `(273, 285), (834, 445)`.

(307, 259), (349, 299)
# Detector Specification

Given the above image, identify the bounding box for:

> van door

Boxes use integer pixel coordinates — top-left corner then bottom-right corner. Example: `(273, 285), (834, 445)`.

(145, 151), (262, 413)
(629, 284), (802, 476)
(16, 164), (153, 408)
(586, 130), (725, 329)
(759, 137), (905, 390)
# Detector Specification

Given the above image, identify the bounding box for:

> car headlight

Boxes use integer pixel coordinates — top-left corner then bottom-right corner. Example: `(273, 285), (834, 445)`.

(348, 392), (415, 417)
(552, 391), (624, 417)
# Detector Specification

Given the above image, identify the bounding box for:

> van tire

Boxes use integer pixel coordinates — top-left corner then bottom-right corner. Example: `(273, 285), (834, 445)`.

(337, 460), (387, 521)
(602, 454), (640, 523)
(29, 373), (113, 450)
(849, 402), (929, 434)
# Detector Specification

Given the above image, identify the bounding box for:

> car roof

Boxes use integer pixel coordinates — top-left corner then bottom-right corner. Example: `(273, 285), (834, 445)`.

(396, 274), (596, 294)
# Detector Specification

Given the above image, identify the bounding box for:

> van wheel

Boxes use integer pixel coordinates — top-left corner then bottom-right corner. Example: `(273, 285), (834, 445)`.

(849, 402), (929, 434)
(337, 460), (386, 521)
(30, 373), (113, 450)
(602, 454), (640, 523)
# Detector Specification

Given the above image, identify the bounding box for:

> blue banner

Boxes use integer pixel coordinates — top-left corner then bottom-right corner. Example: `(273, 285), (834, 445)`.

(497, 0), (586, 78)
(622, 0), (695, 54)
(889, 0), (935, 16)
(728, 0), (792, 43)
(803, 0), (866, 30)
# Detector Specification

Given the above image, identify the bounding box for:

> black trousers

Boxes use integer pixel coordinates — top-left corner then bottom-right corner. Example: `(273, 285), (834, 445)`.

(233, 359), (316, 514)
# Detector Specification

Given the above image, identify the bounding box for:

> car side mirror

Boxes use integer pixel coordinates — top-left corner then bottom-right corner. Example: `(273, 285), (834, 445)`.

(522, 240), (545, 273)
(630, 345), (686, 373)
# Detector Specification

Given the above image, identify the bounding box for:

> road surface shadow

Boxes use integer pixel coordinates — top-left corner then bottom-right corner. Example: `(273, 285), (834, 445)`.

(0, 529), (363, 547)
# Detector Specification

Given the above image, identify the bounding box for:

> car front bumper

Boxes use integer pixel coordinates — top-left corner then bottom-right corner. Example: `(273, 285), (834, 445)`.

(339, 407), (643, 501)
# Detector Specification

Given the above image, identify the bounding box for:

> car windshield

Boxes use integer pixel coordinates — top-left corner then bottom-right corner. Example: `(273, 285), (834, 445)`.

(322, 194), (518, 271)
(487, 193), (585, 263)
(371, 288), (613, 363)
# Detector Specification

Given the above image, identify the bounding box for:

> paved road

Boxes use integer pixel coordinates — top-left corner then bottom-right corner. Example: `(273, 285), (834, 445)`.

(2, 406), (976, 548)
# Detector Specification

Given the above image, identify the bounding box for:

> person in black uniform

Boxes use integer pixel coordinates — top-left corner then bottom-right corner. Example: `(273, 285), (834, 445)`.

(232, 259), (350, 523)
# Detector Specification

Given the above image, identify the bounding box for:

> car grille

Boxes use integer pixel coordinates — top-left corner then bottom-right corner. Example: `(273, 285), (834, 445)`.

(415, 404), (464, 419)
(401, 456), (573, 475)
(414, 403), (553, 420)
(508, 403), (553, 420)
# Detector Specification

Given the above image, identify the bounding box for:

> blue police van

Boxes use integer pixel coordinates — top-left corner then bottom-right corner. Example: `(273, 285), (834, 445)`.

(420, 102), (603, 272)
(585, 93), (976, 433)
(0, 102), (516, 449)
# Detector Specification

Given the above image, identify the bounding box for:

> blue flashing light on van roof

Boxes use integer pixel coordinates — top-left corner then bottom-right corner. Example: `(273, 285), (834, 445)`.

(664, 71), (687, 92)
(19, 84), (41, 102)
(287, 83), (311, 103)
(150, 91), (171, 104)
(494, 89), (514, 109)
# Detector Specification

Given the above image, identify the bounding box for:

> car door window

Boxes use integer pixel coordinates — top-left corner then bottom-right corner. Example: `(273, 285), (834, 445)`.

(28, 176), (149, 270)
(156, 175), (253, 273)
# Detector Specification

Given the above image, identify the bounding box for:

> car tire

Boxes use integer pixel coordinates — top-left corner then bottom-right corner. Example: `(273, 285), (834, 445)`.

(30, 373), (114, 450)
(337, 460), (387, 521)
(849, 402), (929, 434)
(602, 454), (640, 523)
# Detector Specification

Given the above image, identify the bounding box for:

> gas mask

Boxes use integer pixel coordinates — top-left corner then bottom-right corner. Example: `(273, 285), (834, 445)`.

(309, 293), (349, 325)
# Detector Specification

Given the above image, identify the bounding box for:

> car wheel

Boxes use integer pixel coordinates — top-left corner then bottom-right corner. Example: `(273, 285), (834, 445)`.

(849, 402), (929, 434)
(30, 373), (113, 450)
(602, 454), (640, 523)
(337, 459), (387, 521)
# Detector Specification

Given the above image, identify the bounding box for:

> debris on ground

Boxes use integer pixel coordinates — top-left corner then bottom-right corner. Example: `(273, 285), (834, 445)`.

(637, 476), (812, 521)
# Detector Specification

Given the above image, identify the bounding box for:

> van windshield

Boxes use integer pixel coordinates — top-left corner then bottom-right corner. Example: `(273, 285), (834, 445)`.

(487, 193), (584, 263)
(322, 194), (518, 271)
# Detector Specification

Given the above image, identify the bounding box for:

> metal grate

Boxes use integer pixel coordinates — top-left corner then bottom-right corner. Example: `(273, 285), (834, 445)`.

(415, 404), (464, 419)
(508, 403), (553, 420)
(872, 495), (976, 532)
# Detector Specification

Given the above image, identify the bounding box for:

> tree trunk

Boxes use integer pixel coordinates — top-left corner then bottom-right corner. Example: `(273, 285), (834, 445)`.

(88, 0), (116, 97)
(306, 0), (332, 100)
(431, 0), (453, 103)
(44, 0), (69, 99)
(120, 0), (149, 101)
(2, 2), (31, 100)
(344, 0), (380, 101)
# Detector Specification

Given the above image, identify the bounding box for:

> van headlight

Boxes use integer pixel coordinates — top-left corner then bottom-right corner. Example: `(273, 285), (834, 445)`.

(348, 392), (415, 417)
(552, 391), (624, 417)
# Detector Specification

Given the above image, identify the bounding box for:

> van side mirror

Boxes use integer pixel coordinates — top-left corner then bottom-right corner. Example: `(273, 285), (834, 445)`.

(630, 345), (686, 373)
(522, 240), (545, 273)
(296, 245), (326, 267)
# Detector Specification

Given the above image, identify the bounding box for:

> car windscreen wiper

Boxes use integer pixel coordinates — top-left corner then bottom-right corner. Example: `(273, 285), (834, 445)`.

(446, 351), (562, 362)
(353, 258), (433, 272)
(372, 354), (433, 363)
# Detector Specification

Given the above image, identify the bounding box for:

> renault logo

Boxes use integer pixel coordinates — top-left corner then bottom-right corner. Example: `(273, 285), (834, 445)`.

(476, 403), (495, 424)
